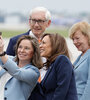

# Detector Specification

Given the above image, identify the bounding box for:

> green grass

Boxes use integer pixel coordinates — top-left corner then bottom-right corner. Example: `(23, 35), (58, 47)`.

(46, 28), (69, 37)
(1, 30), (27, 38)
(1, 28), (69, 38)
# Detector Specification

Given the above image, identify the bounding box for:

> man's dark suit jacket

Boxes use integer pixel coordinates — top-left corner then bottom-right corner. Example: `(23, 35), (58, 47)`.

(29, 55), (78, 100)
(6, 30), (30, 56)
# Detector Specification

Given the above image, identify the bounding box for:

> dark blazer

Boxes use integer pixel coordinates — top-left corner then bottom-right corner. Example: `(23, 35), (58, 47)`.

(6, 30), (30, 56)
(29, 55), (78, 100)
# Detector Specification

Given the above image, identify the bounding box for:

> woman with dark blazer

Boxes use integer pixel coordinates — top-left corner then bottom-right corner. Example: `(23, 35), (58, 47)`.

(29, 33), (78, 100)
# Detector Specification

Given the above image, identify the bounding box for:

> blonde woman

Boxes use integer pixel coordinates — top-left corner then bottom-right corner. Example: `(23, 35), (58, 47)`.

(69, 21), (90, 100)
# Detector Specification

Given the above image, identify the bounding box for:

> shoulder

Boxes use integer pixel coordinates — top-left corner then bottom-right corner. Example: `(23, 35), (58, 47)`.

(55, 55), (71, 64)
(87, 49), (90, 57)
(26, 64), (40, 76)
(74, 49), (90, 66)
(86, 49), (90, 65)
(25, 64), (40, 81)
(53, 55), (72, 70)
(29, 64), (39, 73)
(82, 49), (90, 61)
(86, 50), (90, 61)
(51, 55), (73, 78)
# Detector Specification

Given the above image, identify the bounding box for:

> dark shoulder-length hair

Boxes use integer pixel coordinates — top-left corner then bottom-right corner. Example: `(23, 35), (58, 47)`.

(41, 33), (70, 68)
(14, 35), (43, 69)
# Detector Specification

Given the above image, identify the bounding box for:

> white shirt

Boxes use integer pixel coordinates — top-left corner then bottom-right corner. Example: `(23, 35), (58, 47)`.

(40, 67), (47, 81)
(29, 31), (38, 39)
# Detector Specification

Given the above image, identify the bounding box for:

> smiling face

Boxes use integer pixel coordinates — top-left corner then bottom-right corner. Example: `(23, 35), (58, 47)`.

(72, 29), (90, 54)
(39, 35), (52, 59)
(29, 11), (51, 38)
(17, 39), (34, 63)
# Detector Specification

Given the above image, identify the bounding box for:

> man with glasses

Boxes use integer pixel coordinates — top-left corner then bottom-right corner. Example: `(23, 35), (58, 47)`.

(6, 7), (51, 56)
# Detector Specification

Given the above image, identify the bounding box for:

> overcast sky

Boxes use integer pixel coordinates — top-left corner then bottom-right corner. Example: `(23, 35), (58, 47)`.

(0, 0), (90, 14)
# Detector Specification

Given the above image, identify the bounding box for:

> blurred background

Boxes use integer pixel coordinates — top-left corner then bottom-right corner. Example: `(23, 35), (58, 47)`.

(0, 0), (89, 62)
(0, 0), (90, 36)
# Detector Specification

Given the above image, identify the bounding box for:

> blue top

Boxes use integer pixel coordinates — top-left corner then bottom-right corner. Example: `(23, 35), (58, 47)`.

(74, 49), (90, 100)
(0, 56), (40, 100)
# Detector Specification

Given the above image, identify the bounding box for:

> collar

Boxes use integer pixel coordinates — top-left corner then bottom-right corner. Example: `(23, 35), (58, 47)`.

(29, 31), (38, 39)
(29, 31), (44, 40)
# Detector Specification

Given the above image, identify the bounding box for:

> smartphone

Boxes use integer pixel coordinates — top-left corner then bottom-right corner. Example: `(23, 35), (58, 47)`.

(0, 32), (2, 35)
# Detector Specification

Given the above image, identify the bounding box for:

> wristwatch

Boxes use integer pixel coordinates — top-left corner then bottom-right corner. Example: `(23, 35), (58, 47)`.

(0, 51), (6, 56)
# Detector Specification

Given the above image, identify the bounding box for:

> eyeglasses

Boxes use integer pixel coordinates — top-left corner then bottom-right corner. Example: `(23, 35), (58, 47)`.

(29, 19), (47, 25)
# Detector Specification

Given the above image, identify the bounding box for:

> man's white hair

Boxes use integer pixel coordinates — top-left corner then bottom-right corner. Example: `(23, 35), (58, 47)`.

(29, 7), (51, 20)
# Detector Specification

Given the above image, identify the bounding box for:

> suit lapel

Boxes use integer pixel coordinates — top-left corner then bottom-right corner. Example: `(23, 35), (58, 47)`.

(41, 65), (53, 85)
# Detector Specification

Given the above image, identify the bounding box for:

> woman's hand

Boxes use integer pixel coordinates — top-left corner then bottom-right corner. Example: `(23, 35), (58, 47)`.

(0, 36), (4, 54)
(0, 36), (8, 64)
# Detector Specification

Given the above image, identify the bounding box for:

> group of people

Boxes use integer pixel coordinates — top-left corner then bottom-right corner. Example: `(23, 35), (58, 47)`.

(0, 6), (90, 100)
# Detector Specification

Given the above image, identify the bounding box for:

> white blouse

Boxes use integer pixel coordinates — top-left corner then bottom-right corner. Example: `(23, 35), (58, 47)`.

(40, 67), (47, 81)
